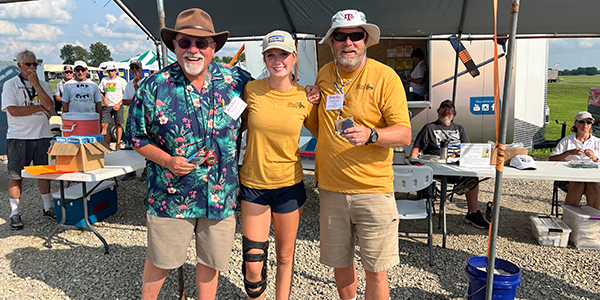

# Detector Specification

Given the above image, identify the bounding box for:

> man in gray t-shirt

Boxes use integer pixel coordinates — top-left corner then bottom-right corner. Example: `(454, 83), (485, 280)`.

(62, 61), (102, 115)
(410, 100), (489, 230)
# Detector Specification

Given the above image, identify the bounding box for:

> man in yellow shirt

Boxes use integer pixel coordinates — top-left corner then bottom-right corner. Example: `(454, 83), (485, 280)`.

(310, 9), (411, 300)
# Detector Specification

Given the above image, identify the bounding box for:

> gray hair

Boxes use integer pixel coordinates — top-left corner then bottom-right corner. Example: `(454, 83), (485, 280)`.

(16, 49), (36, 63)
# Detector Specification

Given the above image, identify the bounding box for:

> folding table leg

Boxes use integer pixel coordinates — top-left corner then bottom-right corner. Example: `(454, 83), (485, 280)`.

(81, 182), (110, 254)
(440, 176), (448, 248)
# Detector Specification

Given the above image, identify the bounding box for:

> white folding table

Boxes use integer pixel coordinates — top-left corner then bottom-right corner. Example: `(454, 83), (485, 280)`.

(21, 150), (146, 254)
(425, 161), (600, 248)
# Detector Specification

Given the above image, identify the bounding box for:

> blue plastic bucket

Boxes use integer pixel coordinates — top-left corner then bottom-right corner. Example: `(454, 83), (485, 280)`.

(465, 256), (521, 300)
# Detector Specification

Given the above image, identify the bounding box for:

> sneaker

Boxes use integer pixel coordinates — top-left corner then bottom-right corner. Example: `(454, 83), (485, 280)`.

(454, 177), (479, 195)
(43, 209), (57, 221)
(10, 214), (24, 230)
(121, 172), (136, 181)
(465, 210), (489, 229)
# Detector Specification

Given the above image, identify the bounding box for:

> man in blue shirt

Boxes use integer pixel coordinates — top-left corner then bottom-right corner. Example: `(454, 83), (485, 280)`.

(124, 9), (251, 299)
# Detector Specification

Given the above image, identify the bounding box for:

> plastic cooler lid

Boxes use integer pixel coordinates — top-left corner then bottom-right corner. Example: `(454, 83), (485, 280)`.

(52, 181), (115, 200)
(530, 216), (572, 233)
(562, 205), (600, 220)
(61, 112), (100, 121)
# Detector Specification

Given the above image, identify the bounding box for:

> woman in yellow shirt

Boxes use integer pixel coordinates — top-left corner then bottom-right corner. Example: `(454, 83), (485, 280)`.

(239, 30), (319, 299)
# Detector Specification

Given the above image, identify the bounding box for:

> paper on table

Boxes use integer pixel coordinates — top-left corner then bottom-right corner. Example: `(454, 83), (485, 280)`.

(459, 143), (493, 167)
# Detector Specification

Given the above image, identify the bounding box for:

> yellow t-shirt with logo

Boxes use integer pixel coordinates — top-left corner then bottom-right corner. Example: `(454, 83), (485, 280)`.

(240, 78), (318, 189)
(313, 59), (411, 193)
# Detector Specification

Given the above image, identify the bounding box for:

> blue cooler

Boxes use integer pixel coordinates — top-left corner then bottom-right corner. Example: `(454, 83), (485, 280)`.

(52, 181), (118, 227)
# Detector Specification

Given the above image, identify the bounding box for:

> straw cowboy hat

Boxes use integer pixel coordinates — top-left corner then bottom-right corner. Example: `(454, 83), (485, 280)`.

(160, 8), (229, 53)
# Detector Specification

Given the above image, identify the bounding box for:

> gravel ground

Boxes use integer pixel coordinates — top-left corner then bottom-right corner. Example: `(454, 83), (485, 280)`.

(0, 160), (599, 300)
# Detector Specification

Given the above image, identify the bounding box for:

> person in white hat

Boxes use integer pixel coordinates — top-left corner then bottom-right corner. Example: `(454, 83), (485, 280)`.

(99, 62), (127, 150)
(123, 8), (252, 299)
(310, 9), (411, 300)
(62, 60), (103, 115)
(238, 30), (319, 300)
(549, 111), (600, 209)
(53, 65), (74, 113)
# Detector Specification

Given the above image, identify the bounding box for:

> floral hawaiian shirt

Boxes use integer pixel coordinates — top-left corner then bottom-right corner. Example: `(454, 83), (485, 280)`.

(124, 61), (251, 219)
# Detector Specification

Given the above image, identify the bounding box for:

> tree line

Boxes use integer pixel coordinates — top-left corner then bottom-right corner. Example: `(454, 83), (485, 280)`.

(558, 66), (599, 76)
(60, 42), (112, 67)
(59, 42), (246, 68)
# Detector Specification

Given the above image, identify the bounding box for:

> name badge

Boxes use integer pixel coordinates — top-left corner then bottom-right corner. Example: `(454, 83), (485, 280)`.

(224, 96), (247, 120)
(326, 94), (344, 111)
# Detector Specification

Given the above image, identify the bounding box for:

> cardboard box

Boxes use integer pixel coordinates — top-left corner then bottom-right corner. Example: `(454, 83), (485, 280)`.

(530, 216), (571, 247)
(49, 141), (111, 172)
(490, 147), (528, 165)
(53, 181), (118, 227)
(562, 205), (600, 249)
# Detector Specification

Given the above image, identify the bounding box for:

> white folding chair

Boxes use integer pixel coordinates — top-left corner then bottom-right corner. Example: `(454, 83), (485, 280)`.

(393, 165), (435, 265)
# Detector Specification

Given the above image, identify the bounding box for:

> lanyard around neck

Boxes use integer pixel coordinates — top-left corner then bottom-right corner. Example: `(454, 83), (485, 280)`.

(18, 74), (37, 102)
(333, 55), (367, 95)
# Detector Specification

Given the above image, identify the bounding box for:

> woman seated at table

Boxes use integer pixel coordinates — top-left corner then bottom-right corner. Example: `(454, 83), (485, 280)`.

(549, 111), (600, 209)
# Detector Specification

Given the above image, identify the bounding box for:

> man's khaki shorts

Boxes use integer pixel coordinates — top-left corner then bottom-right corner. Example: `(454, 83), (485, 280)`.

(146, 213), (236, 272)
(319, 189), (399, 273)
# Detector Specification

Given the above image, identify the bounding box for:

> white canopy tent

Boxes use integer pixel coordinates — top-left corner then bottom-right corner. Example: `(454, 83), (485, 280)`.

(120, 50), (176, 71)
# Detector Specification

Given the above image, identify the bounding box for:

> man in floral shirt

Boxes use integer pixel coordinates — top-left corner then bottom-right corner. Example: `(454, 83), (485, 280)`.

(124, 9), (251, 299)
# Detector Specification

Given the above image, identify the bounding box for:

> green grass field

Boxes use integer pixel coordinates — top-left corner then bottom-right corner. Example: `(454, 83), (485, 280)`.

(545, 76), (600, 140)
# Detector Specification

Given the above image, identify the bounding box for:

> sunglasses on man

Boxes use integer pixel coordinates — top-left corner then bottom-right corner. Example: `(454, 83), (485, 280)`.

(176, 38), (214, 50)
(74, 68), (86, 73)
(24, 62), (39, 67)
(332, 31), (366, 42)
(130, 65), (141, 70)
(64, 71), (73, 74)
(578, 120), (594, 125)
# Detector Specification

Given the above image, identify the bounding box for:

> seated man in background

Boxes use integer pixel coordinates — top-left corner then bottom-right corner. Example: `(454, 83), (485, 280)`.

(409, 100), (489, 229)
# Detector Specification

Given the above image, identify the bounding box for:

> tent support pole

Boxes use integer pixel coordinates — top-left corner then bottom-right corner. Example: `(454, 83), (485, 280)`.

(486, 1), (520, 300)
(278, 0), (297, 34)
(451, 0), (469, 106)
(156, 0), (168, 69)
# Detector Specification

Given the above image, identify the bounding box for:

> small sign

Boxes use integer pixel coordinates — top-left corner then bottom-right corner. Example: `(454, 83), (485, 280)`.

(470, 96), (500, 115)
(460, 143), (493, 167)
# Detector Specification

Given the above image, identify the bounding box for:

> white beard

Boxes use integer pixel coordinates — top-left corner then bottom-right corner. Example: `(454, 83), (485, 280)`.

(183, 53), (205, 76)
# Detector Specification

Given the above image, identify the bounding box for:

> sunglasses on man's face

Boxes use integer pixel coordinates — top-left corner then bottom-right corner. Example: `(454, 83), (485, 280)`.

(332, 31), (366, 42)
(130, 66), (141, 70)
(75, 68), (86, 73)
(24, 62), (39, 67)
(64, 71), (73, 74)
(578, 120), (594, 125)
(176, 38), (214, 50)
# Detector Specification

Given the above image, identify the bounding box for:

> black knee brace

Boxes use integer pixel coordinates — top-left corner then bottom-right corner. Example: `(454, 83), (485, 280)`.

(242, 236), (269, 299)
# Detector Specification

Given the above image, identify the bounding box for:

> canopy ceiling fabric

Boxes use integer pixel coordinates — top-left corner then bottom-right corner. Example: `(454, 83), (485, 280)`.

(120, 0), (600, 42)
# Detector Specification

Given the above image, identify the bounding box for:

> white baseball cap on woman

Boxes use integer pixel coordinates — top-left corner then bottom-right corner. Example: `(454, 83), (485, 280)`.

(262, 30), (296, 54)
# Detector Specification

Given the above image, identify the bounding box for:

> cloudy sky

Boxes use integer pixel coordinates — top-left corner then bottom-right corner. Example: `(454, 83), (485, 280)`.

(0, 0), (597, 70)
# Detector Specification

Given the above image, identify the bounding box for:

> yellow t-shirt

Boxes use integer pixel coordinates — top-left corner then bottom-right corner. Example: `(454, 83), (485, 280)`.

(313, 59), (411, 193)
(240, 78), (318, 189)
